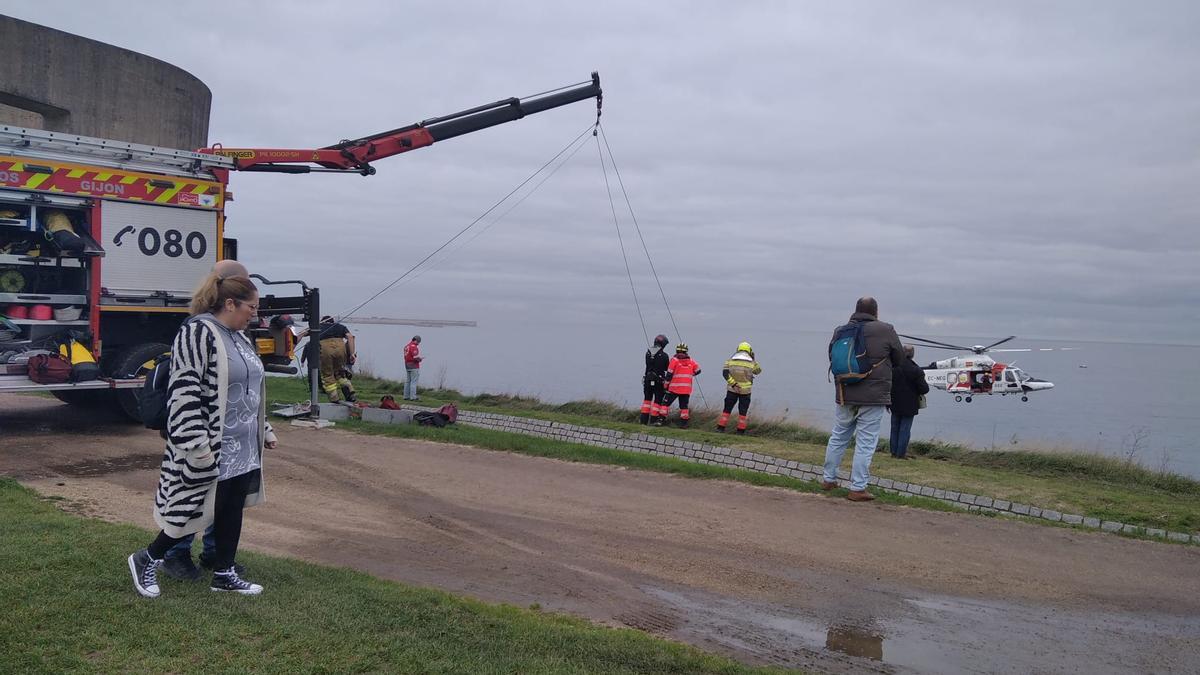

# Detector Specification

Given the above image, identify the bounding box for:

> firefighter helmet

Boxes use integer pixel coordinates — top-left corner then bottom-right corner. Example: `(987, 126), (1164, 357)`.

(653, 334), (669, 348)
(675, 343), (689, 353)
(737, 341), (753, 354)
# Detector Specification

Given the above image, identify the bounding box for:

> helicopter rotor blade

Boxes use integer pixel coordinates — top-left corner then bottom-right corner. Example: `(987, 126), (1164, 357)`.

(898, 334), (972, 351)
(990, 348), (1032, 352)
(983, 336), (1017, 350)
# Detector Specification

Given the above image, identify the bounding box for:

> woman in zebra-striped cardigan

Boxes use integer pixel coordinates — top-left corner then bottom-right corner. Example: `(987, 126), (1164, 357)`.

(127, 273), (277, 598)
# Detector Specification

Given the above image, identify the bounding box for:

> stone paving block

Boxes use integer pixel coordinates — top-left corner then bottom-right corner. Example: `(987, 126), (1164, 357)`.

(1121, 524), (1139, 534)
(1062, 514), (1084, 525)
(974, 496), (994, 508)
(920, 486), (935, 497)
(1167, 532), (1190, 543)
(1027, 507), (1042, 518)
(786, 460), (798, 469)
(316, 403), (350, 421)
(1082, 517), (1101, 528)
(1041, 510), (1062, 522)
(1100, 521), (1123, 532)
(933, 489), (946, 499)
(878, 478), (894, 489)
(944, 491), (959, 501)
(957, 493), (975, 504)
(993, 500), (1011, 511)
(1146, 528), (1166, 538)
(968, 505), (981, 512)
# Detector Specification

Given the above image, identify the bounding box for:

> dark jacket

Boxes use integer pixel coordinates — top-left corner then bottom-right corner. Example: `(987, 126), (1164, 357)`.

(644, 348), (669, 387)
(830, 312), (905, 406)
(890, 357), (930, 417)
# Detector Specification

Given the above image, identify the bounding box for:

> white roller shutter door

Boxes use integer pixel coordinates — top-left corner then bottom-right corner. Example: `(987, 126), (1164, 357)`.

(100, 201), (218, 297)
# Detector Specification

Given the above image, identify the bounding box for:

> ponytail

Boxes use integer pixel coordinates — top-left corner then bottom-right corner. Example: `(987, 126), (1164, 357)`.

(189, 272), (257, 316)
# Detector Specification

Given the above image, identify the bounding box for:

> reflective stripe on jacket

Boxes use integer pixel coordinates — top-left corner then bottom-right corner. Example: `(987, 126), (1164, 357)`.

(723, 352), (761, 394)
(666, 355), (701, 394)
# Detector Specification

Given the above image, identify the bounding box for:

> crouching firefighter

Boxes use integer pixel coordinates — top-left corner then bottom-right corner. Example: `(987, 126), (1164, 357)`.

(312, 316), (357, 403)
(718, 342), (762, 434)
(640, 334), (671, 425)
(657, 343), (701, 428)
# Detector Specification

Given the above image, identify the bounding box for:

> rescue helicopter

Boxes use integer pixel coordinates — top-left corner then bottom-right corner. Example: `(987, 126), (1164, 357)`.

(898, 335), (1063, 403)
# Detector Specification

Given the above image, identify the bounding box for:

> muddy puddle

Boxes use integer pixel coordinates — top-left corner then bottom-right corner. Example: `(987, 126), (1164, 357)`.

(645, 586), (1200, 674)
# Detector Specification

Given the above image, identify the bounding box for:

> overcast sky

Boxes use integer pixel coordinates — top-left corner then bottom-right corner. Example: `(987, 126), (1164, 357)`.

(7, 1), (1199, 345)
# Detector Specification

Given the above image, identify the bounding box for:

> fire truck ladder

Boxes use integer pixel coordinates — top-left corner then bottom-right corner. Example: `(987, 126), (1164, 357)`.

(0, 125), (235, 178)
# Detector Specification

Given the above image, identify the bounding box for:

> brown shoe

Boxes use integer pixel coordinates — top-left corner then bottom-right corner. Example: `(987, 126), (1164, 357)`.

(820, 481), (838, 491)
(846, 490), (876, 502)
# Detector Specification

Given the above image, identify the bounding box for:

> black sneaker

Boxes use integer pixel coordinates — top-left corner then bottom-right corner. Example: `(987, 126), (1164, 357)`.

(160, 553), (201, 581)
(735, 428), (746, 435)
(199, 553), (245, 576)
(127, 549), (162, 598)
(211, 568), (263, 595)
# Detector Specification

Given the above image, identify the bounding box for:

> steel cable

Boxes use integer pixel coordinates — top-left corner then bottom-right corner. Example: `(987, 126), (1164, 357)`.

(336, 124), (597, 320)
(596, 133), (650, 346)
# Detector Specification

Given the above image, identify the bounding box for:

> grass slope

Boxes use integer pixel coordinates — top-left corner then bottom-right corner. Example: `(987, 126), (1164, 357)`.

(0, 479), (784, 675)
(269, 375), (1200, 533)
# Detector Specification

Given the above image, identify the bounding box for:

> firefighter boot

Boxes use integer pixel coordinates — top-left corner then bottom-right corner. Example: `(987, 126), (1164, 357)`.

(716, 411), (730, 433)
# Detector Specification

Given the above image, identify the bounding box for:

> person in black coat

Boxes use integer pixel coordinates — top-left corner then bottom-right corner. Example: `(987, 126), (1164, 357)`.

(640, 334), (671, 424)
(890, 344), (930, 459)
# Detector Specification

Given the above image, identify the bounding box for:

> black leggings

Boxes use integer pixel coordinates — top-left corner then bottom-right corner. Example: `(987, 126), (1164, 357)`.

(723, 391), (751, 415)
(148, 469), (259, 570)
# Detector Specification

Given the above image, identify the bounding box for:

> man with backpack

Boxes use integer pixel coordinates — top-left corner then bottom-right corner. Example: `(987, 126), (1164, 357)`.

(823, 297), (905, 501)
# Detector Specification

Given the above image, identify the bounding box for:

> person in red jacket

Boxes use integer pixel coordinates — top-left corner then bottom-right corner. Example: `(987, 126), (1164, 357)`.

(403, 335), (423, 401)
(655, 343), (701, 428)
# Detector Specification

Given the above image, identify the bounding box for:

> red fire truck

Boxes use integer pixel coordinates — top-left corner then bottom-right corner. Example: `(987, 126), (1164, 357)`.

(0, 73), (601, 419)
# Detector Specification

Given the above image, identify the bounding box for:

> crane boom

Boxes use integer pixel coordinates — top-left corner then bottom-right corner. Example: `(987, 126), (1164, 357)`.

(203, 72), (601, 175)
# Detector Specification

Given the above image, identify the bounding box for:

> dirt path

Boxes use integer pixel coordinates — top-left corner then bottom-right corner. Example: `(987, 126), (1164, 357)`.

(3, 393), (1199, 673)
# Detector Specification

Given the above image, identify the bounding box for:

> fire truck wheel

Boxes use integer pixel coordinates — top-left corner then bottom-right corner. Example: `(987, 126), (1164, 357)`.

(113, 342), (171, 422)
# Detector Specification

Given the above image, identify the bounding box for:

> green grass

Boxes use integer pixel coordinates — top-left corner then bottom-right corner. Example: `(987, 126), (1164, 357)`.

(270, 375), (1200, 534)
(0, 478), (787, 675)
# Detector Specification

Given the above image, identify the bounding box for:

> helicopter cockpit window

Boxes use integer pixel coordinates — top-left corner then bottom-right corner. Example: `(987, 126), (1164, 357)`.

(1005, 370), (1018, 383)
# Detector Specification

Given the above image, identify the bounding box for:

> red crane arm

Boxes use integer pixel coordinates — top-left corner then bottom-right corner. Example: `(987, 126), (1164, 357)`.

(201, 73), (601, 176)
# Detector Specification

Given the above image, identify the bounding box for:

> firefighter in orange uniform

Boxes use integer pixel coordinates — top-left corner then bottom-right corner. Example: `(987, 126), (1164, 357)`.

(656, 343), (701, 428)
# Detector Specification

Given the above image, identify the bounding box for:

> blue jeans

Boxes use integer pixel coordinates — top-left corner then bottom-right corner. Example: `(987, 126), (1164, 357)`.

(823, 404), (885, 491)
(167, 524), (216, 560)
(890, 414), (915, 458)
(405, 368), (420, 400)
